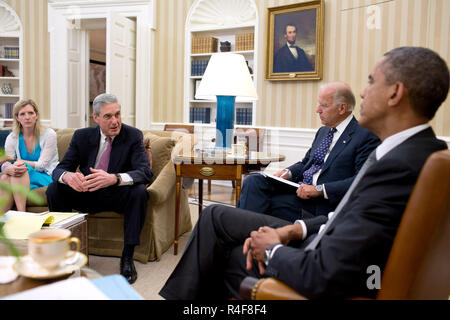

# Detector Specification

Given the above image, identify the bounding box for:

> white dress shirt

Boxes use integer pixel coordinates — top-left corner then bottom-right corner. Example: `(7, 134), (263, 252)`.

(294, 123), (431, 241)
(312, 113), (354, 198)
(288, 43), (299, 59)
(59, 130), (133, 185)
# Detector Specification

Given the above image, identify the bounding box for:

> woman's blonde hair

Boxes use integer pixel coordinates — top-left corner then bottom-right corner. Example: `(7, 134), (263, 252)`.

(12, 99), (42, 138)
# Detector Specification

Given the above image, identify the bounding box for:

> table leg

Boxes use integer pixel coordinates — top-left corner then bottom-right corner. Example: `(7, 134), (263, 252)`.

(236, 165), (242, 205)
(174, 166), (181, 255)
(198, 179), (203, 215)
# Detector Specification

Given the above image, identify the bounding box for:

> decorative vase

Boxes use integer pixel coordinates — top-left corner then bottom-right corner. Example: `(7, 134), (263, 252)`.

(220, 41), (231, 52)
(1, 83), (12, 95)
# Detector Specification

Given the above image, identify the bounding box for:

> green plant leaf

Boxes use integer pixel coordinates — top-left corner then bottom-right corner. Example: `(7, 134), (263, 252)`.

(0, 223), (21, 258)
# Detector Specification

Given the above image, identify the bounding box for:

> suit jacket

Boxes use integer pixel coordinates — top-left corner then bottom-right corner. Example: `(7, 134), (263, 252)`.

(266, 127), (447, 298)
(52, 124), (152, 185)
(273, 44), (313, 73)
(287, 116), (380, 216)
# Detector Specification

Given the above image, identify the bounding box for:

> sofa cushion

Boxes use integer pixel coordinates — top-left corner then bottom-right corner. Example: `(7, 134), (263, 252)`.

(26, 186), (48, 206)
(55, 128), (76, 160)
(143, 133), (175, 180)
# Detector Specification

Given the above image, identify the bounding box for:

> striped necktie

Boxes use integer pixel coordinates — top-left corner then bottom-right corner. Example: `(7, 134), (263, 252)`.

(96, 136), (112, 171)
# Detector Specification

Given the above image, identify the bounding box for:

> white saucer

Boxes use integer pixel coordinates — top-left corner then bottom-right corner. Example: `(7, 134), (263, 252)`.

(0, 256), (19, 284)
(12, 251), (88, 280)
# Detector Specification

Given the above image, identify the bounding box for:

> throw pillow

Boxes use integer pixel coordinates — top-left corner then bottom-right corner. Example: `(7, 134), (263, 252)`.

(143, 133), (175, 180)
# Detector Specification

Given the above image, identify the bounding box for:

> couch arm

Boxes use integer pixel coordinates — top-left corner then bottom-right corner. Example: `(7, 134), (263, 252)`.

(147, 161), (176, 205)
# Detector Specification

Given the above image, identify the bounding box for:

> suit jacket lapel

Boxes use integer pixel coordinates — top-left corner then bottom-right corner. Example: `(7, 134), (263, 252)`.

(325, 127), (437, 234)
(321, 117), (357, 174)
(88, 126), (101, 168)
(108, 125), (126, 172)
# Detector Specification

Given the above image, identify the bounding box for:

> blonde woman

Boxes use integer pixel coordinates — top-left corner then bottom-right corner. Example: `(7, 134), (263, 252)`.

(0, 99), (58, 212)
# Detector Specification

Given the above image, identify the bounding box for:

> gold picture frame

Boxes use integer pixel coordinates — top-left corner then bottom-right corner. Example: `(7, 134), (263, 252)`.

(265, 0), (324, 81)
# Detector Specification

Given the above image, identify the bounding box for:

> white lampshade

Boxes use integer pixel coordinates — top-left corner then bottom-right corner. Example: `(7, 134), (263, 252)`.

(195, 53), (258, 101)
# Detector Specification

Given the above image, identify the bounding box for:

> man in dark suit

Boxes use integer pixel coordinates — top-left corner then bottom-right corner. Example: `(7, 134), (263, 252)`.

(238, 82), (380, 222)
(46, 93), (152, 284)
(159, 47), (449, 299)
(273, 23), (314, 73)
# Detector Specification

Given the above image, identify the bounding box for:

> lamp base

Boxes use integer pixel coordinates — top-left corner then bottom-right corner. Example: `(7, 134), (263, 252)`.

(215, 95), (236, 149)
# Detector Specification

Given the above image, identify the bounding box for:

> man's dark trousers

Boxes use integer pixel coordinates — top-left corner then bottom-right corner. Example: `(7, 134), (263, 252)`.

(46, 182), (148, 245)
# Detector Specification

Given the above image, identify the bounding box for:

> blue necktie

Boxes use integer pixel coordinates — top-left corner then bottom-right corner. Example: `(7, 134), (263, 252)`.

(301, 128), (336, 185)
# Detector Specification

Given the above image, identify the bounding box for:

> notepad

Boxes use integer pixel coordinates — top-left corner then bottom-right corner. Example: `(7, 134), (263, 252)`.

(259, 172), (300, 188)
(2, 211), (81, 240)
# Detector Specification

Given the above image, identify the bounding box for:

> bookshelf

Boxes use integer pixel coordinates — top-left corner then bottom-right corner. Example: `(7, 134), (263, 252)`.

(184, 0), (258, 126)
(0, 3), (22, 127)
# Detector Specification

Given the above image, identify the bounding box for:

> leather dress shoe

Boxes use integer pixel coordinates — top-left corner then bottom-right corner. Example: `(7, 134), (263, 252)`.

(120, 256), (137, 284)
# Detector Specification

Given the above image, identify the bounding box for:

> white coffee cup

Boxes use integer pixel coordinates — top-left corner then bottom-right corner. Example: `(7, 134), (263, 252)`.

(28, 229), (80, 270)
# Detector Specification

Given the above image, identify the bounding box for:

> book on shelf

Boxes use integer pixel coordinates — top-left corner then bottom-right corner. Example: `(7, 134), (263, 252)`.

(235, 33), (254, 51)
(191, 59), (210, 76)
(236, 107), (252, 125)
(192, 37), (218, 54)
(4, 103), (13, 118)
(3, 46), (19, 59)
(1, 210), (87, 240)
(189, 107), (211, 123)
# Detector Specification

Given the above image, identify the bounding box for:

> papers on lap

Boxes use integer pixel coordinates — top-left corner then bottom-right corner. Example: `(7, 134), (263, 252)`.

(259, 172), (300, 188)
(2, 211), (86, 240)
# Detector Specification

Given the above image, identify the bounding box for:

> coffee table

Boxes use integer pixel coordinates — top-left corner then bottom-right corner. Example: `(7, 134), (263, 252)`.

(0, 214), (88, 258)
(0, 215), (93, 298)
(173, 149), (285, 254)
(0, 264), (101, 298)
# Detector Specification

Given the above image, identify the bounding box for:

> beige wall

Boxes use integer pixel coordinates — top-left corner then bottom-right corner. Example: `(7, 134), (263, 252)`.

(153, 0), (450, 136)
(2, 0), (50, 119)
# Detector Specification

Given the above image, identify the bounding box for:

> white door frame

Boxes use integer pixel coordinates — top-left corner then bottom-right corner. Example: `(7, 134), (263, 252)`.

(48, 0), (154, 129)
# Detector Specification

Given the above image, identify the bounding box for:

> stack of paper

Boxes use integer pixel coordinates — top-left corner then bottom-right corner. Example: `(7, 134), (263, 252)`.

(2, 211), (86, 240)
(260, 172), (300, 188)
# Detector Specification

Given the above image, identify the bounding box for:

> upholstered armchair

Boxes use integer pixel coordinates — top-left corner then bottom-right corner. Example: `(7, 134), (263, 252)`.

(21, 128), (194, 263)
(240, 150), (450, 300)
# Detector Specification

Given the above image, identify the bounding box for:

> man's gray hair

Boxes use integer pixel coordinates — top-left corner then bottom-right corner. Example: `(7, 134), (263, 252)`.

(93, 93), (119, 115)
(320, 82), (356, 112)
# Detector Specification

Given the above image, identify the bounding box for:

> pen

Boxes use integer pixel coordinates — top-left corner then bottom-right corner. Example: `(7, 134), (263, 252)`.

(280, 170), (288, 179)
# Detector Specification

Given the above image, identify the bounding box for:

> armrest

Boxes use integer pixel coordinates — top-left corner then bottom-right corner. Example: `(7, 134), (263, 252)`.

(147, 161), (176, 205)
(239, 277), (308, 300)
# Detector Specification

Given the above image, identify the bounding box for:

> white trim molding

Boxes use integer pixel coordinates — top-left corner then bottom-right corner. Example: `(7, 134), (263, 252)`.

(150, 122), (450, 174)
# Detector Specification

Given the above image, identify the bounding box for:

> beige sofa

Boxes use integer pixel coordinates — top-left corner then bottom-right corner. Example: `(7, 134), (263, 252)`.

(24, 128), (193, 263)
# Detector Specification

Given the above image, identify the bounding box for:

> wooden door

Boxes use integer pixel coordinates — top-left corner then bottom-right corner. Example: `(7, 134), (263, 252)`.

(106, 12), (136, 126)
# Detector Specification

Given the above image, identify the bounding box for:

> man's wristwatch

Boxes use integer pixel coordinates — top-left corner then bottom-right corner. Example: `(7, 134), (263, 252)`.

(115, 173), (121, 186)
(264, 243), (281, 266)
(315, 184), (323, 192)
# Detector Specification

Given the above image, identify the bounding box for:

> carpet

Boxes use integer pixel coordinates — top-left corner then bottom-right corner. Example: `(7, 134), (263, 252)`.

(88, 198), (235, 300)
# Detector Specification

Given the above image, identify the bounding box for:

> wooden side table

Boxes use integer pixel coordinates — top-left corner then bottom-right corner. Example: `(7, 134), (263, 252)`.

(173, 150), (285, 255)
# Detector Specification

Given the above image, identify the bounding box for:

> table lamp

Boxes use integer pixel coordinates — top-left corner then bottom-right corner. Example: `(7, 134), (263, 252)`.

(195, 53), (258, 149)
